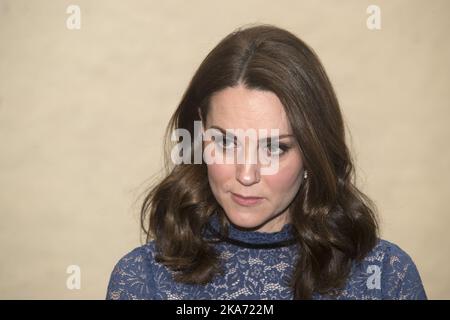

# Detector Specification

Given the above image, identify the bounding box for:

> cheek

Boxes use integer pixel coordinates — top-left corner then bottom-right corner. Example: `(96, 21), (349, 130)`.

(207, 163), (234, 192)
(264, 155), (303, 193)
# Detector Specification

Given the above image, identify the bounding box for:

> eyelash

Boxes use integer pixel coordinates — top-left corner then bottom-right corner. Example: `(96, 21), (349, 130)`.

(215, 136), (292, 156)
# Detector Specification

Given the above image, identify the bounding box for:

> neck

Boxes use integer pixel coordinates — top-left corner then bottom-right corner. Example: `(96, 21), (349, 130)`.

(251, 209), (291, 233)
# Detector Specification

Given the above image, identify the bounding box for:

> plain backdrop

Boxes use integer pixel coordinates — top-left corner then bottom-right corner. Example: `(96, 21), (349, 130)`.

(0, 0), (449, 299)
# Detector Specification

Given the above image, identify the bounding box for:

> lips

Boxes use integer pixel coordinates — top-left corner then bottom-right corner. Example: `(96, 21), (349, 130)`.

(231, 192), (264, 206)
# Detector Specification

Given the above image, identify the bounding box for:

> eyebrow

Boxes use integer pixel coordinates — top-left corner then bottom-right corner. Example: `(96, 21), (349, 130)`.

(208, 125), (295, 141)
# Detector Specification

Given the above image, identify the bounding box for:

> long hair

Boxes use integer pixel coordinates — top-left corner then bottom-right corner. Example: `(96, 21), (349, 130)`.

(140, 24), (379, 299)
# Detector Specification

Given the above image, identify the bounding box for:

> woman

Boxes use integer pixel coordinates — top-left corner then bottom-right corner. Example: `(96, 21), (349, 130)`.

(106, 24), (427, 300)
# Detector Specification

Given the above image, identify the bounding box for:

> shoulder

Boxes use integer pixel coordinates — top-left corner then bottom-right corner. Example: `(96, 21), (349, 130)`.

(356, 238), (427, 299)
(106, 241), (157, 300)
(110, 241), (157, 271)
(364, 239), (415, 265)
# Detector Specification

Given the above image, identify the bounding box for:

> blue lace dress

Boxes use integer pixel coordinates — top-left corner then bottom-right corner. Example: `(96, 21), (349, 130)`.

(106, 215), (427, 300)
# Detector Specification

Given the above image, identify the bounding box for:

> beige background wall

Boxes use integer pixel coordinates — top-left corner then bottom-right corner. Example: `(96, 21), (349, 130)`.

(0, 0), (448, 299)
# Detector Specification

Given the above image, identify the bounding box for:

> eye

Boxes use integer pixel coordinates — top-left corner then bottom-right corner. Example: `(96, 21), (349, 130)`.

(263, 142), (291, 156)
(215, 135), (235, 149)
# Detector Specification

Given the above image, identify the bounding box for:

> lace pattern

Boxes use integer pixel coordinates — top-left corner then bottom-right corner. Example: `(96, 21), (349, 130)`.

(106, 218), (427, 300)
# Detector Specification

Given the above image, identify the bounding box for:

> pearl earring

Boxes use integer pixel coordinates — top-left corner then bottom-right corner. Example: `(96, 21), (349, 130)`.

(303, 170), (308, 179)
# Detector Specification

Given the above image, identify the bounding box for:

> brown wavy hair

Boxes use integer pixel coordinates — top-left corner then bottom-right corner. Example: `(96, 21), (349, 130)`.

(140, 24), (379, 299)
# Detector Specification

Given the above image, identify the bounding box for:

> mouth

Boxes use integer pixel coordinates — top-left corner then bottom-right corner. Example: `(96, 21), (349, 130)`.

(231, 192), (264, 206)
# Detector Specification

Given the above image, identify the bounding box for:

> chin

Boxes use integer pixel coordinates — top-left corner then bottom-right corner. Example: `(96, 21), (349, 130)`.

(224, 209), (268, 230)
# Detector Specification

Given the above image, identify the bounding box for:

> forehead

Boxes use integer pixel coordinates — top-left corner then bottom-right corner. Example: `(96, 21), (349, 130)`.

(207, 85), (291, 133)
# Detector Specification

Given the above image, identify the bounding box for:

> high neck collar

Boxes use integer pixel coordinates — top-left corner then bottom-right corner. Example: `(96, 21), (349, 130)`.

(205, 213), (297, 248)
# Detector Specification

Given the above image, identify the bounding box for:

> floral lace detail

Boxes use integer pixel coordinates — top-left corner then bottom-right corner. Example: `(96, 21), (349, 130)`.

(106, 218), (427, 300)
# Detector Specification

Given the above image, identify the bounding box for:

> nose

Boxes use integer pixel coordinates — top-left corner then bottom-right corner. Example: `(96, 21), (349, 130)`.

(236, 163), (260, 186)
(235, 140), (260, 186)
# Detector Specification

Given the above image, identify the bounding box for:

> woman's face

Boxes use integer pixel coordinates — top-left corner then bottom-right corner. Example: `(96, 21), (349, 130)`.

(202, 84), (305, 232)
